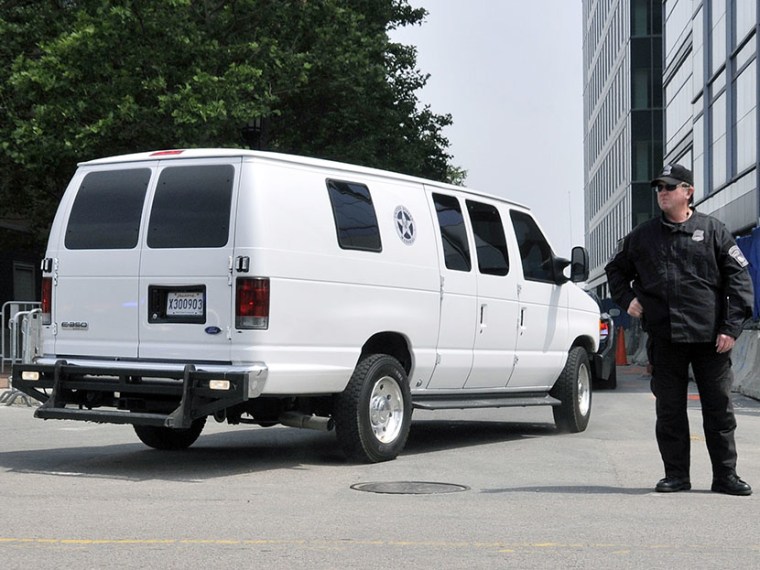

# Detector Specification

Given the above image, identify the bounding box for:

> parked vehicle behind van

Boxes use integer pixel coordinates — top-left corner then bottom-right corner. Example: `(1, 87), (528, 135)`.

(13, 149), (604, 462)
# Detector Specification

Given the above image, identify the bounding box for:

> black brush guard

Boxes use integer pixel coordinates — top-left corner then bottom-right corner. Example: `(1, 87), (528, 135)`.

(11, 360), (262, 429)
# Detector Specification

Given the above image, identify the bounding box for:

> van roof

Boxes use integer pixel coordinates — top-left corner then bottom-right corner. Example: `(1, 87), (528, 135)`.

(79, 148), (527, 209)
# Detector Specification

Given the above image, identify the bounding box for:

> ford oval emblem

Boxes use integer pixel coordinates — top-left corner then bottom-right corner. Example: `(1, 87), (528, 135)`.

(205, 326), (222, 335)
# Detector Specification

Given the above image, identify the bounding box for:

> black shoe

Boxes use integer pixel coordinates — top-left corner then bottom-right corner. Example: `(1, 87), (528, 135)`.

(711, 474), (752, 496)
(655, 476), (691, 493)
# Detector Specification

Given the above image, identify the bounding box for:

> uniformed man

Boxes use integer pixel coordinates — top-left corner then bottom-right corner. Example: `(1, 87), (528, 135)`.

(605, 164), (754, 495)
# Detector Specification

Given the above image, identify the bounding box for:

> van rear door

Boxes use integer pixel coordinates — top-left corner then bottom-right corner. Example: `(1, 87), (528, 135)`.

(137, 159), (240, 362)
(53, 166), (153, 358)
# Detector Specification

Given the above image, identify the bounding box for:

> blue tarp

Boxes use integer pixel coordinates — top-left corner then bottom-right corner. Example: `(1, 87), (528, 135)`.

(737, 227), (760, 320)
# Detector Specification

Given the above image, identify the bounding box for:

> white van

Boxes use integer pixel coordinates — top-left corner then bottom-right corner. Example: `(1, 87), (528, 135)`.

(13, 149), (601, 462)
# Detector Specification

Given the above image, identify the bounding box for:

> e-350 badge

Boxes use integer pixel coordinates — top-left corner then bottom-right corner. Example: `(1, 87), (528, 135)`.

(61, 321), (89, 330)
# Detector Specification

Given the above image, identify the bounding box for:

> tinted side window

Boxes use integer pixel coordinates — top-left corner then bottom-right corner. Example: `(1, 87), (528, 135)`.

(466, 200), (509, 276)
(148, 165), (234, 248)
(433, 193), (471, 271)
(510, 210), (555, 282)
(326, 180), (382, 252)
(65, 169), (151, 250)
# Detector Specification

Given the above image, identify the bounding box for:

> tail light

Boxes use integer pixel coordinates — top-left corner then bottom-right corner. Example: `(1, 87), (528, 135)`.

(41, 276), (52, 325)
(236, 277), (269, 329)
(599, 319), (610, 342)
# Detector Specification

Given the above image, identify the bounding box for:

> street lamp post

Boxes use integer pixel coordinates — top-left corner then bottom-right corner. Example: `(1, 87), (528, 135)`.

(241, 117), (268, 150)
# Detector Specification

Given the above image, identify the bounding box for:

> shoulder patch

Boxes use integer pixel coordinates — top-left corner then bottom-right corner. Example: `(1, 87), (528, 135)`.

(728, 245), (749, 268)
(607, 237), (626, 265)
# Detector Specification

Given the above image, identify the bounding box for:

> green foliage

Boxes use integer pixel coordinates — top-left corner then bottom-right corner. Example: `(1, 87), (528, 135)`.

(0, 0), (461, 249)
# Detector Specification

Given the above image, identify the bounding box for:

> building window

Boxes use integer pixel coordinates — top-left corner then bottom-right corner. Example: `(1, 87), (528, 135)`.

(735, 34), (756, 71)
(693, 114), (706, 199)
(710, 91), (728, 188)
(710, 0), (727, 76)
(665, 57), (693, 146)
(12, 263), (35, 301)
(693, 6), (705, 95)
(734, 59), (757, 173)
(665, 0), (692, 59)
(735, 0), (756, 45)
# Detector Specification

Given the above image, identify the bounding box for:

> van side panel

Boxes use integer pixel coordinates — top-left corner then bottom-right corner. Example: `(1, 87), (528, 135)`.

(231, 160), (441, 394)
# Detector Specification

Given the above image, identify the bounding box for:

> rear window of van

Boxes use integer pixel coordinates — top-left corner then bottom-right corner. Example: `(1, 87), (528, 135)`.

(147, 165), (234, 248)
(65, 169), (151, 250)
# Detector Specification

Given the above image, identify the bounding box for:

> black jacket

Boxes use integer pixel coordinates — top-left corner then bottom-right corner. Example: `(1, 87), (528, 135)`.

(605, 211), (754, 342)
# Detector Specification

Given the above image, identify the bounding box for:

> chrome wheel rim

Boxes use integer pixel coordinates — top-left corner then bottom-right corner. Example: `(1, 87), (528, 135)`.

(369, 376), (404, 443)
(577, 363), (591, 416)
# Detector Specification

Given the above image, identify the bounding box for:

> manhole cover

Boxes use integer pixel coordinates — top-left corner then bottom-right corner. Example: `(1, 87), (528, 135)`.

(351, 481), (470, 495)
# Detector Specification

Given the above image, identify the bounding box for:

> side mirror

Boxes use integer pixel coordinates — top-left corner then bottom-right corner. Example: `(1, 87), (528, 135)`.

(569, 246), (589, 283)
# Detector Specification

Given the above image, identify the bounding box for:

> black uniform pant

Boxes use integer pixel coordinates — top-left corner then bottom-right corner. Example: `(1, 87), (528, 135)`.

(649, 337), (737, 480)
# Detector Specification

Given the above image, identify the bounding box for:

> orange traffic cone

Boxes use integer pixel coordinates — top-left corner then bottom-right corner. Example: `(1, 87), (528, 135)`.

(615, 326), (628, 366)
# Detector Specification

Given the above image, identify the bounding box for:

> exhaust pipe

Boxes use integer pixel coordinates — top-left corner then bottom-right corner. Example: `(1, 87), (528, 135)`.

(279, 411), (334, 432)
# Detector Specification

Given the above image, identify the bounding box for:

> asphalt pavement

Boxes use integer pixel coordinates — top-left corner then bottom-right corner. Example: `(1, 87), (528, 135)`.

(1, 366), (759, 569)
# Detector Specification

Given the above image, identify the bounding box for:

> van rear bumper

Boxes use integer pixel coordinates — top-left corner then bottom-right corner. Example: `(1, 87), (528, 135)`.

(11, 359), (267, 429)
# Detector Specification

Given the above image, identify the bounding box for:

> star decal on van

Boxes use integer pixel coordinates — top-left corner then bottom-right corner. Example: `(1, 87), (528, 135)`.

(394, 205), (416, 245)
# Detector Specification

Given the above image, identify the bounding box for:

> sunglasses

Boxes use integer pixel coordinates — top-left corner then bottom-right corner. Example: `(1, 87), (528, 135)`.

(652, 182), (691, 193)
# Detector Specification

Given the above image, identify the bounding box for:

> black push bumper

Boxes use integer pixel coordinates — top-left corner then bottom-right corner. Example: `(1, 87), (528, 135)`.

(11, 359), (267, 429)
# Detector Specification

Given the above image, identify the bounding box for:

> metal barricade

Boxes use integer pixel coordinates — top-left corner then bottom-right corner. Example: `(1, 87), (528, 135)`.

(1, 304), (41, 407)
(1, 301), (41, 374)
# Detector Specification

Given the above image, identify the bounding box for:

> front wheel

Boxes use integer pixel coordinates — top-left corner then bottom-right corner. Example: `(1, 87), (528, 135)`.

(551, 347), (592, 433)
(334, 354), (413, 463)
(133, 417), (206, 450)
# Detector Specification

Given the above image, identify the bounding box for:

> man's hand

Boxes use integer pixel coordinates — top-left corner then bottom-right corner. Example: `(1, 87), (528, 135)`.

(627, 297), (644, 319)
(716, 334), (736, 354)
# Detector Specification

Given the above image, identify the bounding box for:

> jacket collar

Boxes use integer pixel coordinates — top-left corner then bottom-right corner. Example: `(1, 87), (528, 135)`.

(660, 209), (699, 232)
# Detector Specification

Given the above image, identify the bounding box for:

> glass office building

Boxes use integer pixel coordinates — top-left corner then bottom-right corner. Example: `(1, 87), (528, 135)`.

(664, 0), (758, 234)
(583, 0), (664, 295)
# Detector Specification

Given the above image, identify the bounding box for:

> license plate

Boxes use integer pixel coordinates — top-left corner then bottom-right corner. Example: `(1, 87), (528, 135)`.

(166, 291), (205, 316)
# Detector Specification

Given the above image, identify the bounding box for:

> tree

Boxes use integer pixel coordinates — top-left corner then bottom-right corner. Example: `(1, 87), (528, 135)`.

(0, 0), (463, 250)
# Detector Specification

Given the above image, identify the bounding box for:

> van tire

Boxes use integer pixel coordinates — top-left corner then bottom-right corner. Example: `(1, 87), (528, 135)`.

(551, 347), (592, 433)
(133, 418), (206, 450)
(334, 354), (412, 463)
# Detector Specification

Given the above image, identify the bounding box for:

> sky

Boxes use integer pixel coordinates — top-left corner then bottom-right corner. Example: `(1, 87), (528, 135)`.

(390, 0), (585, 251)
